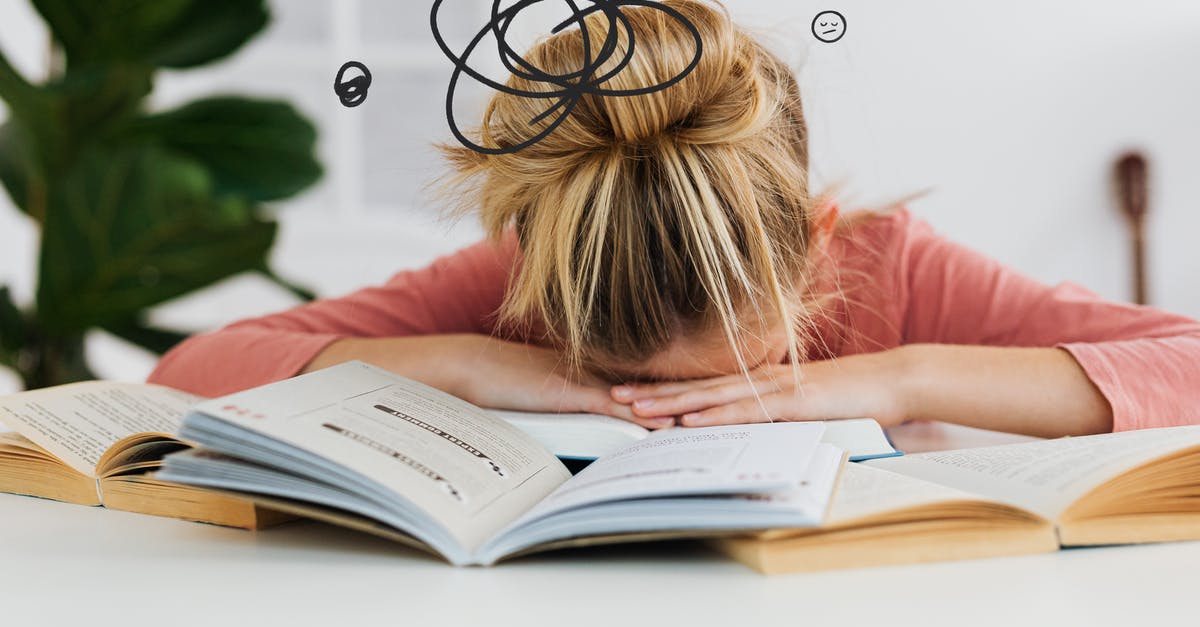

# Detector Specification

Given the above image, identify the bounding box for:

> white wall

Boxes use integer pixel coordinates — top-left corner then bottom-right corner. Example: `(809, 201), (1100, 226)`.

(1, 0), (1198, 393)
(780, 0), (1200, 318)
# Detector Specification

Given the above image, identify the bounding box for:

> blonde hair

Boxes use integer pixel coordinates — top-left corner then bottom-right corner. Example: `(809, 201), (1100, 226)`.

(439, 0), (823, 382)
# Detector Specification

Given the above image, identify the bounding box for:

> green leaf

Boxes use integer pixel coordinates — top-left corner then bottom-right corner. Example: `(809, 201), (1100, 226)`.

(0, 54), (63, 211)
(101, 317), (190, 355)
(0, 45), (46, 122)
(36, 143), (277, 333)
(148, 0), (270, 69)
(0, 286), (27, 370)
(51, 64), (154, 144)
(31, 0), (269, 70)
(0, 122), (37, 217)
(2, 68), (153, 225)
(133, 97), (323, 202)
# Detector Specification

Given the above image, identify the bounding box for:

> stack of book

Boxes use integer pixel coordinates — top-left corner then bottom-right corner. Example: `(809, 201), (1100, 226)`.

(3, 360), (1199, 572)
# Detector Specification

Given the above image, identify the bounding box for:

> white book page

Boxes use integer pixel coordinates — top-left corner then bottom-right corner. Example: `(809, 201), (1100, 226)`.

(493, 411), (894, 461)
(509, 422), (826, 525)
(732, 443), (845, 517)
(866, 426), (1200, 520)
(191, 361), (571, 553)
(490, 410), (648, 459)
(821, 418), (897, 458)
(0, 381), (198, 476)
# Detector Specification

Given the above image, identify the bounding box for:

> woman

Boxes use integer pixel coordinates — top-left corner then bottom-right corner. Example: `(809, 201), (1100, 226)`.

(149, 0), (1200, 437)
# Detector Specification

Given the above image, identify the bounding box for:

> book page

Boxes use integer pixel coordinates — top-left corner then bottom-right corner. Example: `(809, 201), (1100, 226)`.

(0, 381), (198, 476)
(730, 443), (846, 517)
(866, 426), (1200, 520)
(508, 422), (827, 525)
(189, 361), (571, 554)
(826, 463), (1009, 524)
(490, 409), (649, 459)
(492, 412), (897, 461)
(0, 430), (42, 452)
(821, 418), (898, 460)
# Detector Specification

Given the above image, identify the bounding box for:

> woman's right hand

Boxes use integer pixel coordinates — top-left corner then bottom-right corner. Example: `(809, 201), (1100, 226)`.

(446, 335), (676, 429)
(304, 334), (675, 430)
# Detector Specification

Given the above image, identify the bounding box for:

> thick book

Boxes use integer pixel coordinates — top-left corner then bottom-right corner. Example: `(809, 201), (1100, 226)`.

(490, 410), (900, 462)
(0, 382), (288, 529)
(713, 426), (1200, 574)
(154, 360), (846, 566)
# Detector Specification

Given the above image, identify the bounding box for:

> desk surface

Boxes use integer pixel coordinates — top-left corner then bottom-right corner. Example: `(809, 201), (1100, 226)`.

(1, 422), (1194, 627)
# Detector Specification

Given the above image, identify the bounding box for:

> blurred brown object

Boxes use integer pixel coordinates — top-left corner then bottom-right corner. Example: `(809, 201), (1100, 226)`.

(1114, 152), (1149, 305)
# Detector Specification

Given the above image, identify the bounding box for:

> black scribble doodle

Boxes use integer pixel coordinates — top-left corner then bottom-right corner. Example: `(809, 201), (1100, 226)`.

(373, 404), (508, 477)
(430, 0), (703, 155)
(334, 61), (373, 107)
(322, 422), (466, 503)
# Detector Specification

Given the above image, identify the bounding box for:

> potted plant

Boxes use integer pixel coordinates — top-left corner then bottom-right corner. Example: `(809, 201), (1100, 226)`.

(0, 0), (322, 390)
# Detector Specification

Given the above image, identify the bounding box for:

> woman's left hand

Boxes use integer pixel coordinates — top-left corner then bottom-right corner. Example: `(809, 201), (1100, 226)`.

(611, 348), (916, 428)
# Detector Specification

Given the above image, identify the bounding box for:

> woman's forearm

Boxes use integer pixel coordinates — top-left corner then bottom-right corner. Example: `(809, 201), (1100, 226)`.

(300, 334), (481, 396)
(900, 344), (1114, 438)
(302, 337), (1116, 437)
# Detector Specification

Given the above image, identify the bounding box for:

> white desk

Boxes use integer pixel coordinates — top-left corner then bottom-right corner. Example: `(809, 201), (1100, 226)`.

(1, 422), (1196, 627)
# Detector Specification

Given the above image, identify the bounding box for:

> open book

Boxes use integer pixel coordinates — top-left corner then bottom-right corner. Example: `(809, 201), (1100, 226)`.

(491, 410), (900, 462)
(0, 382), (286, 529)
(154, 360), (845, 566)
(714, 426), (1200, 574)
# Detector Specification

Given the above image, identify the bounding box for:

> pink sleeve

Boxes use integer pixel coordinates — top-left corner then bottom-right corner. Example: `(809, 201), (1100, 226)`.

(146, 232), (520, 397)
(890, 209), (1200, 432)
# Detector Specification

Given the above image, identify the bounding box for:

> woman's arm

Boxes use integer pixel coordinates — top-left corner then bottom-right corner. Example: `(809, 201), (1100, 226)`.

(900, 344), (1112, 437)
(301, 334), (655, 427)
(146, 233), (659, 427)
(615, 209), (1200, 436)
(147, 233), (521, 397)
(612, 343), (1112, 438)
(299, 335), (476, 386)
(895, 211), (1200, 433)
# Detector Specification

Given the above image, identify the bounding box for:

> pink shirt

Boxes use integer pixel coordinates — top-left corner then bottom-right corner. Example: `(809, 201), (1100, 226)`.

(147, 208), (1200, 432)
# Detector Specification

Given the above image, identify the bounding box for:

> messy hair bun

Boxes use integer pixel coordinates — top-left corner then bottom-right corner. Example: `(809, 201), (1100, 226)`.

(439, 0), (816, 377)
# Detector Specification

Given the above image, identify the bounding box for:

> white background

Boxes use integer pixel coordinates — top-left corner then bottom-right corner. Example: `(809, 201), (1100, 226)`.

(1, 0), (1199, 393)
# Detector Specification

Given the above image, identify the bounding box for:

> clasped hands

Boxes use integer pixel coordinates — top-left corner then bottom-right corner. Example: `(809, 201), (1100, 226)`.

(609, 350), (911, 429)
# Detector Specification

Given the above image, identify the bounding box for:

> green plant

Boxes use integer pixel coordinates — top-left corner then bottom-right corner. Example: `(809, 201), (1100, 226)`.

(0, 0), (322, 390)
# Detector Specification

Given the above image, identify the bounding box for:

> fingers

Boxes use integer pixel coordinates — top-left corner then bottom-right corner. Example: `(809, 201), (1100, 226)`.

(612, 373), (742, 401)
(573, 385), (677, 430)
(624, 379), (783, 418)
(678, 393), (816, 427)
(611, 365), (797, 405)
(519, 370), (676, 430)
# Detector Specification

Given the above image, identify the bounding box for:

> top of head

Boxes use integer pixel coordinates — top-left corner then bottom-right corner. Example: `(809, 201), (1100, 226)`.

(438, 0), (816, 374)
(479, 0), (787, 151)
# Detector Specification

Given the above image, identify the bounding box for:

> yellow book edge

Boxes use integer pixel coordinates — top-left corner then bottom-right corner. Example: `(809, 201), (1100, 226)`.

(710, 433), (1200, 574)
(0, 430), (288, 530)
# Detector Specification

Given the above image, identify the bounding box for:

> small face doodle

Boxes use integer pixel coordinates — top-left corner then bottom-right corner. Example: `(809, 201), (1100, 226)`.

(811, 11), (847, 43)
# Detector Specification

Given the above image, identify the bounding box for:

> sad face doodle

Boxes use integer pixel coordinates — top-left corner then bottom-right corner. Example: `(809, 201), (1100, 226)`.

(811, 10), (847, 43)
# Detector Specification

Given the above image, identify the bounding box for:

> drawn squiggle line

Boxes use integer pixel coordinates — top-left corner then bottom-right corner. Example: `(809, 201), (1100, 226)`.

(430, 0), (703, 155)
(374, 404), (508, 477)
(322, 422), (465, 503)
